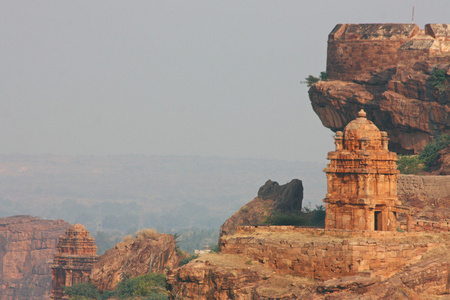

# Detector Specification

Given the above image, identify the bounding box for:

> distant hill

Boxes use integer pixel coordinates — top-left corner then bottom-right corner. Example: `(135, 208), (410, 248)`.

(0, 154), (326, 234)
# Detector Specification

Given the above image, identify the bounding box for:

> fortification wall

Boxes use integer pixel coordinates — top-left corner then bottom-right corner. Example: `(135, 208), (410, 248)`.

(327, 24), (419, 80)
(399, 219), (450, 233)
(220, 226), (438, 280)
(326, 23), (450, 81)
(398, 174), (450, 199)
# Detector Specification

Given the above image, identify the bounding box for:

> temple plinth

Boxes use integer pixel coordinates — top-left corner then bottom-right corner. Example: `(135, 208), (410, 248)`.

(50, 224), (99, 300)
(323, 110), (402, 231)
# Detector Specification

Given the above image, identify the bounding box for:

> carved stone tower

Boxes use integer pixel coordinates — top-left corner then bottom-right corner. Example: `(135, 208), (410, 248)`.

(50, 224), (99, 300)
(323, 110), (402, 231)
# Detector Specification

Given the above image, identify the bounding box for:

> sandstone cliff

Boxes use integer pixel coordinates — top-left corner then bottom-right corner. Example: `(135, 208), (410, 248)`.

(309, 23), (450, 154)
(90, 230), (180, 291)
(219, 179), (303, 236)
(0, 215), (69, 300)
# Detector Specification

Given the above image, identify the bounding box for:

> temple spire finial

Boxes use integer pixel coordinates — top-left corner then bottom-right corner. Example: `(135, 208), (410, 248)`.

(358, 109), (366, 118)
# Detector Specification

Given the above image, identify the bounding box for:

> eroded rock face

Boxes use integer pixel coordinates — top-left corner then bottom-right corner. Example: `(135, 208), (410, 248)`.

(219, 179), (303, 236)
(310, 23), (450, 154)
(0, 215), (69, 300)
(90, 233), (180, 291)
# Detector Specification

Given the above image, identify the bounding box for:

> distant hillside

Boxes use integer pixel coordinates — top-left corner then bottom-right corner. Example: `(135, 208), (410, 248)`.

(0, 154), (325, 234)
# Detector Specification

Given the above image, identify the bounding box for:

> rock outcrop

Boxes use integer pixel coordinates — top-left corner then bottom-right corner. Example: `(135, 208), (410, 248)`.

(309, 23), (450, 154)
(219, 179), (303, 236)
(0, 215), (69, 300)
(90, 230), (180, 291)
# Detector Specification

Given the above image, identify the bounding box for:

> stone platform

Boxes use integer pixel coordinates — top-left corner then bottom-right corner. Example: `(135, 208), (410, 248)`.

(219, 226), (442, 280)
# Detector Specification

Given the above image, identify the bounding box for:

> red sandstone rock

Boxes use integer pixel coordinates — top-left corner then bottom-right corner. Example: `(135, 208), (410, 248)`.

(90, 231), (180, 291)
(0, 215), (69, 300)
(310, 23), (450, 154)
(220, 179), (303, 236)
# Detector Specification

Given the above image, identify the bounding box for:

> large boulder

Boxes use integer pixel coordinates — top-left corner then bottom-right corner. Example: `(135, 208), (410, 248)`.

(219, 179), (303, 236)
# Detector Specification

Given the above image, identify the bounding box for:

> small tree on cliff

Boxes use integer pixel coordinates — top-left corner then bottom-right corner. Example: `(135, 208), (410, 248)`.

(302, 72), (328, 87)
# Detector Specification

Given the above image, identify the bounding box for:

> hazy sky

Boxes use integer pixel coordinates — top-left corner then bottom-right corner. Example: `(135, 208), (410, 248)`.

(1, 1), (449, 162)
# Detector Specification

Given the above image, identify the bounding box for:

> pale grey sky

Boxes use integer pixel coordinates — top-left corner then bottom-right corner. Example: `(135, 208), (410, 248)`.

(1, 1), (448, 162)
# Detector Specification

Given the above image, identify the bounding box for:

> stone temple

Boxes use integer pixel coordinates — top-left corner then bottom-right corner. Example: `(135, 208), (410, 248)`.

(50, 224), (98, 300)
(323, 110), (405, 231)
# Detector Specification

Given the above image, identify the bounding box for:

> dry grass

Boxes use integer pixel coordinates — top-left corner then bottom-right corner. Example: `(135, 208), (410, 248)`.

(135, 228), (160, 241)
(194, 253), (252, 269)
(123, 234), (133, 242)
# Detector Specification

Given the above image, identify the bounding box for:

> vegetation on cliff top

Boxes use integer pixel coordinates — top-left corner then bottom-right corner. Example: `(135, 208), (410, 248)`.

(429, 68), (449, 94)
(397, 134), (450, 174)
(263, 205), (325, 227)
(303, 72), (328, 87)
(65, 273), (168, 300)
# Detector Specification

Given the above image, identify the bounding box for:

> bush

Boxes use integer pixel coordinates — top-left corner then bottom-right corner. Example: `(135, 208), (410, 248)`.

(304, 75), (320, 87)
(64, 283), (100, 300)
(397, 155), (423, 174)
(135, 228), (160, 241)
(264, 205), (325, 227)
(319, 71), (328, 81)
(303, 72), (328, 87)
(430, 69), (448, 94)
(65, 274), (168, 300)
(179, 254), (199, 266)
(114, 273), (168, 299)
(419, 134), (450, 169)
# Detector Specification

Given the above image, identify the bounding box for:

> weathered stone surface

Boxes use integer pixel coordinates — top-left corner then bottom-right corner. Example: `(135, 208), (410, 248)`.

(169, 227), (450, 299)
(0, 215), (69, 300)
(220, 179), (303, 236)
(257, 179), (303, 213)
(324, 110), (402, 231)
(167, 253), (314, 300)
(90, 232), (180, 291)
(50, 224), (99, 300)
(398, 174), (450, 199)
(310, 23), (450, 154)
(220, 227), (437, 280)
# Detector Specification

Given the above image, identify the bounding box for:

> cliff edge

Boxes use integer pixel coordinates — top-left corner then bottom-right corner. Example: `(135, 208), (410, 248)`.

(0, 215), (69, 300)
(309, 23), (450, 154)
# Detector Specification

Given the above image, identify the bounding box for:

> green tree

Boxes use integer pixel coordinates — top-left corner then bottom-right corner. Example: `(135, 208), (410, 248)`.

(419, 134), (450, 169)
(430, 69), (448, 94)
(302, 72), (328, 87)
(64, 283), (100, 300)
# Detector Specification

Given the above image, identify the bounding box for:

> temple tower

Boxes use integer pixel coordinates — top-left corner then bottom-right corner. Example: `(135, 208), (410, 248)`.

(323, 110), (402, 231)
(50, 224), (99, 300)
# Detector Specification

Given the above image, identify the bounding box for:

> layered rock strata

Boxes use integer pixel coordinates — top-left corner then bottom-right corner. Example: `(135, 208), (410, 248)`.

(90, 232), (180, 291)
(310, 23), (450, 154)
(0, 215), (69, 300)
(50, 224), (98, 300)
